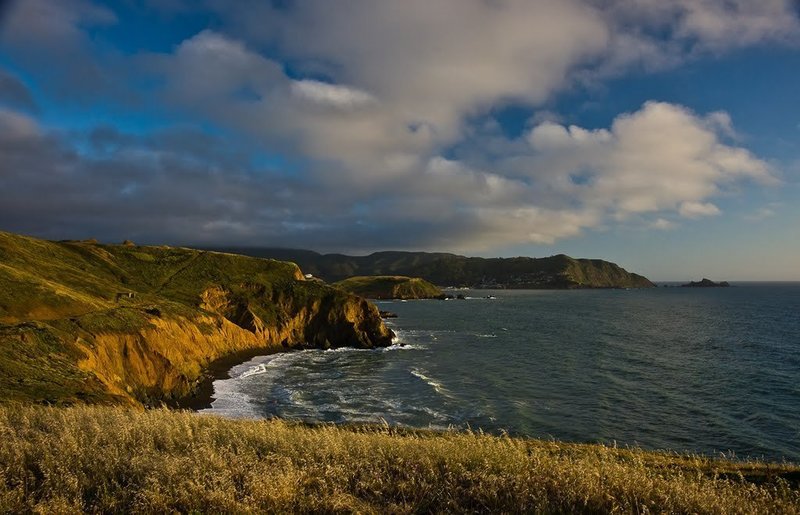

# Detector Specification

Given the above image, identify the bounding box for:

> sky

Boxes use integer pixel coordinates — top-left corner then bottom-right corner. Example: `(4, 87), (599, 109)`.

(0, 0), (798, 280)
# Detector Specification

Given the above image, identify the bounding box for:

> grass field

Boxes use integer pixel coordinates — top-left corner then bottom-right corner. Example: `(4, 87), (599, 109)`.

(1, 405), (797, 513)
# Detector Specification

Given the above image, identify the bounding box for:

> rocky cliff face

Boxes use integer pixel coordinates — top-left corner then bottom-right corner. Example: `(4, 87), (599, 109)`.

(0, 231), (393, 406)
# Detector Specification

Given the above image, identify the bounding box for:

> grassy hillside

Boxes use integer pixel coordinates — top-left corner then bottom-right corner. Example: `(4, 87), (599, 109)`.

(214, 247), (655, 288)
(1, 405), (797, 513)
(0, 231), (393, 406)
(334, 275), (444, 299)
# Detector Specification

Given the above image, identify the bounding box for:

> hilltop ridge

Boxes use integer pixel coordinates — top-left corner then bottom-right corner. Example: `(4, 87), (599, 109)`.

(212, 247), (655, 289)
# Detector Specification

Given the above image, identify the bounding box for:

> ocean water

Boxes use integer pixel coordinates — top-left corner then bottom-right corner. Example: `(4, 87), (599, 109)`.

(201, 284), (800, 462)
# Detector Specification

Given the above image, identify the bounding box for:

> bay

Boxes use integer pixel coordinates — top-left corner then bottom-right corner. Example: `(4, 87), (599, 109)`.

(201, 283), (800, 462)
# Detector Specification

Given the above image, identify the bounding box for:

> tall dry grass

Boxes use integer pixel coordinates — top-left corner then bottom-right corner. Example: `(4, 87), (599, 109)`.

(0, 405), (797, 513)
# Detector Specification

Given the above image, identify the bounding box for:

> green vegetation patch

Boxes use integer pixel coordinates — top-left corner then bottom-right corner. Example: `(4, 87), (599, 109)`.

(0, 405), (797, 514)
(130, 252), (156, 262)
(334, 275), (443, 299)
(0, 325), (114, 405)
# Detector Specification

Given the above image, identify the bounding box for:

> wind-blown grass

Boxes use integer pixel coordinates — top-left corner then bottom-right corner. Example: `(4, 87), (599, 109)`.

(1, 405), (797, 513)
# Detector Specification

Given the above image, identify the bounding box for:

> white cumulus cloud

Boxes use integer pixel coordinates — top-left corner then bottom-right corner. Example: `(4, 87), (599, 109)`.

(679, 201), (722, 218)
(291, 80), (376, 109)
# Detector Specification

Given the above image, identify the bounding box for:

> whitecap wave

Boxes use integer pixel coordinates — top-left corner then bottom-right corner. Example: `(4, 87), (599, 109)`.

(410, 368), (452, 398)
(239, 363), (269, 379)
(385, 343), (426, 351)
(198, 378), (259, 419)
(322, 343), (424, 354)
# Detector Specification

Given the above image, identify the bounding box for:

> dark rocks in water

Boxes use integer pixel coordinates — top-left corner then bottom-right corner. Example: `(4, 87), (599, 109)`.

(456, 294), (466, 300)
(379, 310), (398, 319)
(681, 278), (730, 288)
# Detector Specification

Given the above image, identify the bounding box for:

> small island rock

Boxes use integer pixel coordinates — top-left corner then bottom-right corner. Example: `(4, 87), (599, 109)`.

(681, 278), (730, 287)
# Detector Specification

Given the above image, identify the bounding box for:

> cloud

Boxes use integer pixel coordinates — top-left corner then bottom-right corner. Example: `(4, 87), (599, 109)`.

(0, 70), (37, 112)
(594, 0), (800, 55)
(216, 0), (610, 144)
(744, 204), (781, 221)
(0, 0), (116, 47)
(0, 0), (123, 102)
(0, 99), (774, 252)
(650, 218), (677, 230)
(0, 1), (792, 251)
(679, 201), (721, 218)
(520, 102), (772, 219)
(291, 80), (376, 109)
(154, 30), (285, 103)
(0, 108), (40, 139)
(0, 107), (311, 244)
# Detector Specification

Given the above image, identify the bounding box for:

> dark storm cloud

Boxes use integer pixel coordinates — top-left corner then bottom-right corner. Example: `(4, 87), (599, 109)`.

(0, 113), (293, 244)
(0, 107), (532, 252)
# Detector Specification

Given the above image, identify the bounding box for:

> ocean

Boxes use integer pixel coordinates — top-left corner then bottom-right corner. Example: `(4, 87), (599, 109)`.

(201, 283), (800, 462)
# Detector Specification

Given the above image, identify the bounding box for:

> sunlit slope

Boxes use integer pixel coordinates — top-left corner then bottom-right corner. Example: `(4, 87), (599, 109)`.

(0, 231), (393, 405)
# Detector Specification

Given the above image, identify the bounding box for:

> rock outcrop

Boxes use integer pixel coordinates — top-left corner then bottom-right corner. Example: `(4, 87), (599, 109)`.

(681, 278), (730, 287)
(0, 231), (393, 406)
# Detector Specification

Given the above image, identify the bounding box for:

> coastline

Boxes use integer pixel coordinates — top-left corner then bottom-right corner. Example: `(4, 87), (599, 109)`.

(172, 346), (284, 411)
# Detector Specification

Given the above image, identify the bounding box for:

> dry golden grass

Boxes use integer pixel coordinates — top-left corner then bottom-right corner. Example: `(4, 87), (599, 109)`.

(0, 405), (798, 514)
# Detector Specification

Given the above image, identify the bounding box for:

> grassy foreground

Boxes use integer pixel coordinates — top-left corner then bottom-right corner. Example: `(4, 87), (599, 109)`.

(0, 406), (797, 513)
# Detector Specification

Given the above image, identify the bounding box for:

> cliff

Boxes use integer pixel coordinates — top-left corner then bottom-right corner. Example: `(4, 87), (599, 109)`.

(334, 276), (444, 299)
(214, 248), (655, 289)
(0, 231), (393, 406)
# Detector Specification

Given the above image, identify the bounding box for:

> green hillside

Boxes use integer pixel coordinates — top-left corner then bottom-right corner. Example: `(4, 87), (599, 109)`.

(334, 276), (444, 299)
(0, 231), (393, 406)
(213, 248), (655, 288)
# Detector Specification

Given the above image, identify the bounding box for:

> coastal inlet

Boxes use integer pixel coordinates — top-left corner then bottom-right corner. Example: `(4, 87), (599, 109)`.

(203, 284), (800, 463)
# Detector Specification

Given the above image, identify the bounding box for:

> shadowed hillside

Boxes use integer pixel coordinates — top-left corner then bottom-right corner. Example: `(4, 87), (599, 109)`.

(212, 248), (655, 289)
(0, 231), (393, 406)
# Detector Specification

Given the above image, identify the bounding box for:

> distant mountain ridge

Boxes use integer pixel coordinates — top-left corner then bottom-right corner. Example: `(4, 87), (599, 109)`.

(209, 248), (655, 289)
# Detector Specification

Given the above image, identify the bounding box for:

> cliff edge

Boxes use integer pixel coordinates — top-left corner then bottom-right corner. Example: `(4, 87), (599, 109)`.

(0, 231), (394, 406)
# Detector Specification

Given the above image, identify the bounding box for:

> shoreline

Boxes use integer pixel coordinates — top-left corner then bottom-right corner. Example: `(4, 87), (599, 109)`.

(173, 346), (284, 411)
(173, 334), (400, 411)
